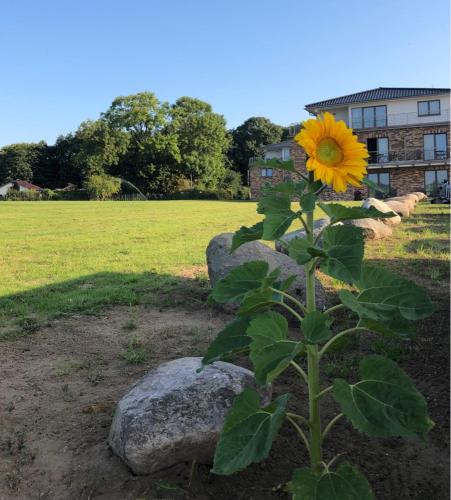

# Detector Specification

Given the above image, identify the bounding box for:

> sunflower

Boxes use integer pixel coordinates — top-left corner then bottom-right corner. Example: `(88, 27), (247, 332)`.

(294, 112), (369, 192)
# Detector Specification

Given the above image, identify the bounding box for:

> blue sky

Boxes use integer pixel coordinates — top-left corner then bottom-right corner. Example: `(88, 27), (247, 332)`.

(1, 0), (449, 146)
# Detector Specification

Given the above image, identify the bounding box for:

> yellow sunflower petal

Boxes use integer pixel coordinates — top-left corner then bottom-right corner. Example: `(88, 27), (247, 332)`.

(296, 112), (368, 192)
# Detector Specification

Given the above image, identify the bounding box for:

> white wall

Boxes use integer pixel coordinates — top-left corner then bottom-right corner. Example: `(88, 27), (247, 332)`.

(347, 94), (450, 127)
(265, 150), (282, 160)
(0, 183), (13, 196)
(328, 107), (349, 124)
(264, 147), (291, 160)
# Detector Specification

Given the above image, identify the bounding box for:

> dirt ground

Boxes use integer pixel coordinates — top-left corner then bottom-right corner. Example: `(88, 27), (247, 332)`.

(0, 303), (449, 500)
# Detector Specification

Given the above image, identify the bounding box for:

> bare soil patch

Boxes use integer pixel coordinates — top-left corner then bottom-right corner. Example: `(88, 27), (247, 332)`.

(0, 303), (449, 500)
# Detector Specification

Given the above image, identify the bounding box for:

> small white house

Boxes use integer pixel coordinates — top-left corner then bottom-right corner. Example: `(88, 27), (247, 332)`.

(0, 180), (43, 197)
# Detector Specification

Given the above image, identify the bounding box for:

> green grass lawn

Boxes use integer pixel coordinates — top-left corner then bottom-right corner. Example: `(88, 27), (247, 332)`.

(0, 200), (449, 332)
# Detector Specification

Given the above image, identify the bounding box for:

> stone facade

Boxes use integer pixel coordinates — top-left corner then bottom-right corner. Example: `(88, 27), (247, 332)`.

(249, 123), (450, 200)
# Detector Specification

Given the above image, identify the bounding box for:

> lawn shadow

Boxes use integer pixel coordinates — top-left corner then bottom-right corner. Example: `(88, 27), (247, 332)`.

(0, 270), (211, 333)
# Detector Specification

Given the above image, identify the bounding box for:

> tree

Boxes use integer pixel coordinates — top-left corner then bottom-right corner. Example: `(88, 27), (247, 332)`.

(0, 142), (45, 184)
(72, 120), (129, 178)
(170, 96), (230, 188)
(53, 133), (84, 187)
(229, 117), (285, 182)
(102, 92), (170, 138)
(83, 174), (121, 200)
(103, 92), (181, 194)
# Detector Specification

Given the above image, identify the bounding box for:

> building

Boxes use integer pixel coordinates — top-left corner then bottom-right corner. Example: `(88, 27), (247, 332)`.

(0, 179), (43, 197)
(250, 87), (450, 200)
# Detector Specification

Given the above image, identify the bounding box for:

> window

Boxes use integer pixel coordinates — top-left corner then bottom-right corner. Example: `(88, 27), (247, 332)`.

(367, 172), (390, 198)
(418, 100), (440, 117)
(367, 138), (389, 163)
(424, 170), (448, 195)
(261, 168), (273, 177)
(282, 147), (291, 161)
(424, 133), (447, 160)
(351, 106), (387, 128)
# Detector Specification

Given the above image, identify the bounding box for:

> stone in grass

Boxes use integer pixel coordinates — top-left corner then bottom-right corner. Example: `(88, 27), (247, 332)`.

(109, 357), (271, 475)
(345, 218), (393, 240)
(412, 191), (427, 201)
(361, 198), (401, 226)
(387, 196), (416, 211)
(384, 200), (411, 218)
(206, 232), (326, 310)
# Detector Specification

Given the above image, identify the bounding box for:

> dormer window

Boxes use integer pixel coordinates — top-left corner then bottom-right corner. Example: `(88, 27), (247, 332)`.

(418, 100), (440, 117)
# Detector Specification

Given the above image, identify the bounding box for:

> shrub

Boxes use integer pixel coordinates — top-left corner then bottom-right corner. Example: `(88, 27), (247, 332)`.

(83, 174), (121, 200)
(5, 189), (41, 201)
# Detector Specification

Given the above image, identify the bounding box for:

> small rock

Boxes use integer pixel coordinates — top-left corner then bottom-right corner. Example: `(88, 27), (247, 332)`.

(345, 218), (393, 239)
(207, 233), (326, 310)
(109, 357), (271, 474)
(361, 198), (401, 226)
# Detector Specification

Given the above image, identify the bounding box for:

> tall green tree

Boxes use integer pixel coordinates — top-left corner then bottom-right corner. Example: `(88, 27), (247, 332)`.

(170, 96), (230, 188)
(103, 92), (181, 194)
(72, 120), (129, 178)
(229, 117), (285, 182)
(0, 142), (45, 184)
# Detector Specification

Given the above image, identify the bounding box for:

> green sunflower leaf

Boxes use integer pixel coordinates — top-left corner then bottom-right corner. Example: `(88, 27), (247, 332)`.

(318, 202), (396, 224)
(288, 238), (325, 265)
(358, 317), (416, 340)
(231, 222), (264, 252)
(202, 317), (252, 366)
(339, 265), (434, 321)
(237, 287), (282, 316)
(209, 261), (270, 304)
(258, 192), (297, 240)
(333, 355), (432, 438)
(292, 463), (374, 500)
(300, 192), (316, 212)
(302, 311), (333, 344)
(320, 225), (364, 283)
(212, 389), (290, 475)
(247, 312), (304, 384)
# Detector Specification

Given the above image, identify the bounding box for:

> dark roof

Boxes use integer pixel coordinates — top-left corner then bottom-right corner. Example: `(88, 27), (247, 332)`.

(14, 180), (43, 191)
(305, 87), (450, 111)
(263, 140), (293, 150)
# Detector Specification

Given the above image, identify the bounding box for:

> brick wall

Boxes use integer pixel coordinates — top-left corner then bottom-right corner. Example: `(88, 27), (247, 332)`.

(249, 124), (450, 200)
(250, 140), (357, 200)
(356, 124), (450, 151)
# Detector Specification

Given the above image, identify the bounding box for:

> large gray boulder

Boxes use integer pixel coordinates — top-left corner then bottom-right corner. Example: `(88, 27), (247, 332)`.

(345, 218), (393, 240)
(207, 233), (326, 310)
(275, 218), (333, 254)
(109, 357), (270, 475)
(361, 198), (401, 226)
(384, 199), (411, 217)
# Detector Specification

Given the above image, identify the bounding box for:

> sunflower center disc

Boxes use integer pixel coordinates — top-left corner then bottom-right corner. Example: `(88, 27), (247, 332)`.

(316, 137), (343, 166)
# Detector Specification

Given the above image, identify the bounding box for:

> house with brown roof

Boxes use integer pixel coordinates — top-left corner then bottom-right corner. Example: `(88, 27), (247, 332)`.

(0, 179), (43, 198)
(250, 87), (450, 200)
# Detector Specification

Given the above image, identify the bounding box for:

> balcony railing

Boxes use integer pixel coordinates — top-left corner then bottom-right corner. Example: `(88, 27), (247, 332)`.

(353, 110), (450, 129)
(368, 148), (449, 165)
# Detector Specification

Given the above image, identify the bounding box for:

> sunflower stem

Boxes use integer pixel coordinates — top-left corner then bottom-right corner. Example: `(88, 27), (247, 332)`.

(305, 174), (323, 475)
